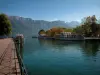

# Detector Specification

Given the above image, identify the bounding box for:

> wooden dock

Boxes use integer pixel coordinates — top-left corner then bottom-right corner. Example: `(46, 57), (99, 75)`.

(0, 38), (21, 75)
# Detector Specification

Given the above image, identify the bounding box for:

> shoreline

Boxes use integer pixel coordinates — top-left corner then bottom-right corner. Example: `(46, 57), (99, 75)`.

(32, 36), (100, 41)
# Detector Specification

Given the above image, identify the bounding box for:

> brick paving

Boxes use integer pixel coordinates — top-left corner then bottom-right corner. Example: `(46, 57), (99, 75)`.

(0, 38), (21, 75)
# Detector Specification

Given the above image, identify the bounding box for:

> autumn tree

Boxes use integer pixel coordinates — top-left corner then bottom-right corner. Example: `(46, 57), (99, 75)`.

(46, 30), (51, 37)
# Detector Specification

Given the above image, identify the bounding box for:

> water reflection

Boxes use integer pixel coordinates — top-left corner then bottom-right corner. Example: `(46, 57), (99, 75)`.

(38, 39), (100, 57)
(38, 39), (82, 52)
(39, 39), (82, 46)
(82, 41), (100, 56)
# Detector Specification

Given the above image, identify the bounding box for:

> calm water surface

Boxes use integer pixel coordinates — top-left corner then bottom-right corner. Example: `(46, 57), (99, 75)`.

(23, 38), (100, 75)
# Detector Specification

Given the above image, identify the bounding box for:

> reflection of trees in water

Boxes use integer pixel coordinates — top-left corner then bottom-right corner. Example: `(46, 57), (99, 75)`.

(38, 39), (83, 51)
(81, 40), (100, 56)
(39, 39), (75, 46)
(38, 39), (82, 46)
(38, 39), (65, 51)
(38, 39), (100, 56)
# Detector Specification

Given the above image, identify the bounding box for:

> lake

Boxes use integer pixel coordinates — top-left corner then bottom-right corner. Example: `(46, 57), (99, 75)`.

(23, 38), (100, 75)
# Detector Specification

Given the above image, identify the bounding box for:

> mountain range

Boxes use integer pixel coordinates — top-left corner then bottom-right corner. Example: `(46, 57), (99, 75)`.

(8, 16), (80, 36)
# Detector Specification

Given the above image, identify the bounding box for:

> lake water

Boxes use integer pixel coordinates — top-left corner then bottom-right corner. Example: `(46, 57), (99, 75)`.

(23, 38), (100, 75)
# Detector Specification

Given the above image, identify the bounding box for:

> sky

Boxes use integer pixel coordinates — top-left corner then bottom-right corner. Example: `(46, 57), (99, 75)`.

(0, 0), (100, 22)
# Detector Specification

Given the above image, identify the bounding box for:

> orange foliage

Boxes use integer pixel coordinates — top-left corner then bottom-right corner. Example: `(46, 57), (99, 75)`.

(46, 27), (64, 37)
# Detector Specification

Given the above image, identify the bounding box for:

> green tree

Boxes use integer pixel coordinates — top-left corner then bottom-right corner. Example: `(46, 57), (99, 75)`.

(73, 26), (84, 34)
(38, 29), (45, 35)
(91, 15), (98, 36)
(81, 17), (87, 25)
(0, 13), (12, 36)
(77, 15), (97, 36)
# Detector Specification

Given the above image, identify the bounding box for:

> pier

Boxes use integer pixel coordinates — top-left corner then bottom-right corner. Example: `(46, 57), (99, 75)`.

(0, 35), (28, 75)
(0, 38), (20, 75)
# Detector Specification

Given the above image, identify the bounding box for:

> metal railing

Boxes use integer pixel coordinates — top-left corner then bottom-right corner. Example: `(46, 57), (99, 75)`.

(14, 39), (28, 75)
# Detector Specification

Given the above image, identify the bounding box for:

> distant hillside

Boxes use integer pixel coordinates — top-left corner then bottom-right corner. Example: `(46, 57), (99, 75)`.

(8, 16), (80, 36)
(67, 21), (80, 27)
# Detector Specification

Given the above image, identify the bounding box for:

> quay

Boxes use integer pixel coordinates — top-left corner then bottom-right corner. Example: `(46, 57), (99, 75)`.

(84, 37), (100, 40)
(38, 37), (100, 41)
(0, 35), (28, 75)
(38, 31), (100, 41)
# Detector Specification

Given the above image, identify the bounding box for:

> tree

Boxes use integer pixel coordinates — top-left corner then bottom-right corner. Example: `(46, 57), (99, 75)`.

(73, 26), (84, 34)
(49, 27), (64, 37)
(63, 28), (73, 32)
(80, 15), (97, 36)
(0, 13), (12, 36)
(81, 17), (87, 25)
(90, 15), (98, 36)
(38, 29), (45, 35)
(91, 15), (97, 23)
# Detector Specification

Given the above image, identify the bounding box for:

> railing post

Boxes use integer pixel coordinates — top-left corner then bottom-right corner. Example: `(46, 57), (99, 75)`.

(14, 34), (28, 75)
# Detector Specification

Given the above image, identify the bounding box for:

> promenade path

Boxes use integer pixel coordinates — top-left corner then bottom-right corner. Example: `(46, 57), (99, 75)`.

(0, 38), (21, 75)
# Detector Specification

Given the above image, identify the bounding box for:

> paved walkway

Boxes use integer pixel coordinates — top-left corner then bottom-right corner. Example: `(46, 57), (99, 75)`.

(0, 38), (21, 75)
